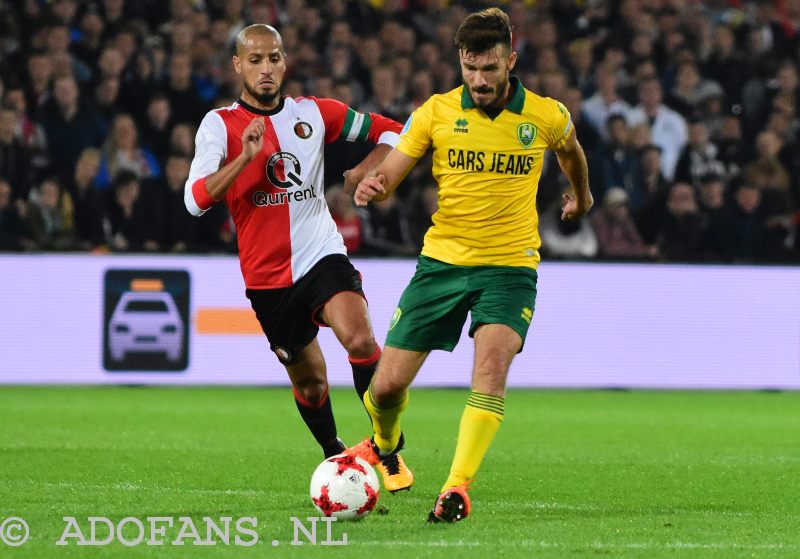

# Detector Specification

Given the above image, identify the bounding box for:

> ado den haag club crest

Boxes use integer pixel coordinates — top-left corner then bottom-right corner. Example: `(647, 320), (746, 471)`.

(517, 122), (536, 149)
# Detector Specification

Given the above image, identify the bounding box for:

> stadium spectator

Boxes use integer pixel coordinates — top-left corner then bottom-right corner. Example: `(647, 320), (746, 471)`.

(93, 75), (122, 125)
(326, 185), (362, 255)
(0, 107), (32, 202)
(72, 7), (106, 76)
(40, 74), (106, 183)
(565, 39), (594, 97)
(25, 176), (77, 251)
(3, 86), (50, 176)
(408, 183), (438, 251)
(0, 178), (28, 251)
(96, 113), (161, 190)
(716, 114), (746, 181)
(122, 49), (163, 119)
(358, 194), (416, 257)
(704, 24), (748, 104)
(730, 182), (765, 263)
(656, 182), (704, 262)
(95, 46), (126, 82)
(361, 65), (410, 123)
(635, 144), (670, 246)
(561, 87), (599, 160)
(159, 154), (195, 253)
(140, 94), (173, 163)
(24, 51), (53, 115)
(168, 123), (196, 159)
(164, 53), (209, 125)
(667, 61), (725, 119)
(582, 64), (631, 138)
(627, 78), (688, 181)
(675, 120), (726, 188)
(540, 195), (598, 259)
(697, 174), (736, 262)
(68, 148), (106, 251)
(105, 170), (160, 252)
(592, 114), (641, 203)
(43, 22), (92, 84)
(591, 187), (654, 260)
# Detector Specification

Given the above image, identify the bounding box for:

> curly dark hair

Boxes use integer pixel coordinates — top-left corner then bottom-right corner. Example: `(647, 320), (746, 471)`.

(454, 7), (513, 55)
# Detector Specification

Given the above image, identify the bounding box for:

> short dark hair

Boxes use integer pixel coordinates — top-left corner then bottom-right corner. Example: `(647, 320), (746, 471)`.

(454, 7), (512, 55)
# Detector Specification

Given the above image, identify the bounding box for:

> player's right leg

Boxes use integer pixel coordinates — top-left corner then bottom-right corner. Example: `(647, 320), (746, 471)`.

(346, 346), (427, 492)
(348, 255), (471, 492)
(286, 338), (346, 458)
(246, 288), (344, 458)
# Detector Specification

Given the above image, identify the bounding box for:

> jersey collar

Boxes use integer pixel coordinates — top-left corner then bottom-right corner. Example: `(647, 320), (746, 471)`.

(460, 75), (525, 115)
(237, 96), (286, 116)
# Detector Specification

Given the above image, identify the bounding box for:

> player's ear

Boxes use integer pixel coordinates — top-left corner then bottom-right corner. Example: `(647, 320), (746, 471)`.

(507, 50), (517, 72)
(233, 55), (242, 75)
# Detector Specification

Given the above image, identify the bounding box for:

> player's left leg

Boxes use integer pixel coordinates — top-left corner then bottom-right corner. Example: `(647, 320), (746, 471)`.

(430, 264), (537, 522)
(319, 290), (380, 402)
(444, 324), (519, 488)
(429, 324), (520, 523)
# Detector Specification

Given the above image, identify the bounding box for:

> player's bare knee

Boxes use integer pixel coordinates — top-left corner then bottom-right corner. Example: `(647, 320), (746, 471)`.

(295, 381), (328, 404)
(343, 332), (377, 359)
(371, 375), (408, 404)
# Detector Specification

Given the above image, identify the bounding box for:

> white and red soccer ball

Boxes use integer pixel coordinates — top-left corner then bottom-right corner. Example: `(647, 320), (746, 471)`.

(309, 454), (380, 520)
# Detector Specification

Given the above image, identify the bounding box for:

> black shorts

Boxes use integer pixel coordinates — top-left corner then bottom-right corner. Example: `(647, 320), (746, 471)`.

(245, 254), (364, 365)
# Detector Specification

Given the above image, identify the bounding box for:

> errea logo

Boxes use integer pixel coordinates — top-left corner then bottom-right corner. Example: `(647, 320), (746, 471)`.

(454, 118), (469, 133)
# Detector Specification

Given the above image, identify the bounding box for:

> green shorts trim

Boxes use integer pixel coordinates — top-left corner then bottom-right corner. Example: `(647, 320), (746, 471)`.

(385, 256), (538, 352)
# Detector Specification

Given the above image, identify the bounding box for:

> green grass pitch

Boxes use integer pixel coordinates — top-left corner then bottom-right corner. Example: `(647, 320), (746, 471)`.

(1, 387), (798, 558)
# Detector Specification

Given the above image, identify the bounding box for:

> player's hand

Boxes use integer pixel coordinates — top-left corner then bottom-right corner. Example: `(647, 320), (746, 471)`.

(354, 174), (386, 207)
(242, 117), (265, 161)
(561, 191), (594, 221)
(342, 169), (363, 196)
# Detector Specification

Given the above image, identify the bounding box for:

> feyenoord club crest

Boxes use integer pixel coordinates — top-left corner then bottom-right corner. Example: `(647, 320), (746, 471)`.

(517, 122), (536, 149)
(294, 121), (313, 139)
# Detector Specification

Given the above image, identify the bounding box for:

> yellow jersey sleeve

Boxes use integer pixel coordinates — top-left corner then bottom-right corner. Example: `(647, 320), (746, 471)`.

(396, 98), (434, 158)
(545, 98), (574, 151)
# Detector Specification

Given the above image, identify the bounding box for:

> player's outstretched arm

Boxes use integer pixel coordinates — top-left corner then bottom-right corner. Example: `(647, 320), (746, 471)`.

(354, 148), (419, 207)
(204, 117), (265, 200)
(343, 143), (392, 195)
(555, 131), (593, 221)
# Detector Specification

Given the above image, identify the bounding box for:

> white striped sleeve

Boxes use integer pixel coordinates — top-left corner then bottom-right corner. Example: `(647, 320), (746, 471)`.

(185, 111), (227, 216)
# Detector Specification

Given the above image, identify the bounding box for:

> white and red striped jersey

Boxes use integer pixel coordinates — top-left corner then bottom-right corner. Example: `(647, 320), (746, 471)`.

(185, 96), (401, 289)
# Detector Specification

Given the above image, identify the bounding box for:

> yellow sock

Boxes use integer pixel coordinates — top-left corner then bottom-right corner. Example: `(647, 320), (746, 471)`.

(442, 391), (504, 491)
(362, 385), (408, 454)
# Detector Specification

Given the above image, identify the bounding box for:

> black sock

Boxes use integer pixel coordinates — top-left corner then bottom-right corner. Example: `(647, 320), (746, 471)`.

(293, 387), (342, 457)
(348, 346), (381, 401)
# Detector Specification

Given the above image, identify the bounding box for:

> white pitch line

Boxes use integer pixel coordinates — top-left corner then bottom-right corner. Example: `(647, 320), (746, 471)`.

(37, 481), (267, 498)
(354, 540), (797, 551)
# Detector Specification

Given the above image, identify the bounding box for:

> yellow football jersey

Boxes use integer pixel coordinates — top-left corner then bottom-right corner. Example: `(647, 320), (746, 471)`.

(396, 76), (573, 268)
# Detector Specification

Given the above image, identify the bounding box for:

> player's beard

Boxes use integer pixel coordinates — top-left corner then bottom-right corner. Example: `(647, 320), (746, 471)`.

(470, 73), (510, 109)
(244, 78), (281, 106)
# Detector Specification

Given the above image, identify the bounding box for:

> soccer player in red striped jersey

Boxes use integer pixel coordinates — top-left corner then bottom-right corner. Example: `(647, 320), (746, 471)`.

(185, 24), (413, 492)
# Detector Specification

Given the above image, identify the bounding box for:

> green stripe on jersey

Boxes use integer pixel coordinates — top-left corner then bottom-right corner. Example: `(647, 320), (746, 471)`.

(356, 113), (372, 142)
(339, 108), (356, 141)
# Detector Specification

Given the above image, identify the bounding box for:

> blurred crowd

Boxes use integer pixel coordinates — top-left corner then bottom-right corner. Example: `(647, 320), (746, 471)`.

(1, 0), (800, 263)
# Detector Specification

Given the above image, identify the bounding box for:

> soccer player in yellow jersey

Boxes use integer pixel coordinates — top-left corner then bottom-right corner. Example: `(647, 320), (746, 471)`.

(346, 7), (593, 522)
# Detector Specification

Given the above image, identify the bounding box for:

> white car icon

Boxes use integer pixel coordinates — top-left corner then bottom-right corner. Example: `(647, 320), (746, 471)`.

(108, 291), (184, 362)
